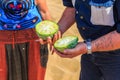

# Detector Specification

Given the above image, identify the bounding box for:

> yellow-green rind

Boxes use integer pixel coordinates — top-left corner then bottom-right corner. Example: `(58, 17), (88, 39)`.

(54, 36), (78, 52)
(35, 20), (59, 40)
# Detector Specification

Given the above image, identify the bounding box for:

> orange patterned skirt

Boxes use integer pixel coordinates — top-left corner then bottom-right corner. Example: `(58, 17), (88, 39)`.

(0, 28), (47, 80)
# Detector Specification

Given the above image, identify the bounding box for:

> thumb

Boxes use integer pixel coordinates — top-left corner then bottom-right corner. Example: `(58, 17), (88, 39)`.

(63, 48), (73, 54)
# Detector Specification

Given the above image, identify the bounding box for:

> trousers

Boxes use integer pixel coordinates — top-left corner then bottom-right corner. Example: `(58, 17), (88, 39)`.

(80, 50), (120, 80)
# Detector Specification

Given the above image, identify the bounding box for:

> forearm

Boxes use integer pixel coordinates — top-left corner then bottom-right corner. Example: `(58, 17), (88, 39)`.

(92, 31), (120, 52)
(58, 7), (76, 34)
(40, 10), (51, 20)
(36, 0), (51, 20)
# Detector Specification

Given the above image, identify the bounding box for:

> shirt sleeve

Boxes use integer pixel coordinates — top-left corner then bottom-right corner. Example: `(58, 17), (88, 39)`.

(62, 0), (73, 7)
(116, 23), (120, 33)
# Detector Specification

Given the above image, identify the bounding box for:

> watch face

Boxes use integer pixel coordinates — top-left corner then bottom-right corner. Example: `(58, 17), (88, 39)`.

(86, 41), (92, 54)
(1, 0), (32, 20)
(88, 42), (91, 49)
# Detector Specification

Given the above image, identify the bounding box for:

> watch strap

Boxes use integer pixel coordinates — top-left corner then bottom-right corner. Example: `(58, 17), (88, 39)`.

(85, 39), (92, 54)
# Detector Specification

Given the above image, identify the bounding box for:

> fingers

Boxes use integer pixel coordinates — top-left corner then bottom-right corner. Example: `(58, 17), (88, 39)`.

(47, 31), (61, 44)
(58, 30), (62, 39)
(39, 31), (62, 55)
(38, 36), (53, 45)
(54, 49), (72, 58)
(63, 49), (74, 55)
(47, 37), (55, 54)
(53, 31), (62, 43)
(55, 51), (73, 58)
(47, 37), (52, 44)
(50, 45), (54, 54)
(38, 38), (47, 44)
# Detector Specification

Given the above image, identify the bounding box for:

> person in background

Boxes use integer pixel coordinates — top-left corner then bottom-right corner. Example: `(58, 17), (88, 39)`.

(0, 0), (51, 80)
(50, 0), (120, 80)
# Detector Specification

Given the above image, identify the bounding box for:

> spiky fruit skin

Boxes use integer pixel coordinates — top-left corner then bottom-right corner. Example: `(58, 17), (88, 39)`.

(35, 20), (59, 40)
(54, 36), (78, 52)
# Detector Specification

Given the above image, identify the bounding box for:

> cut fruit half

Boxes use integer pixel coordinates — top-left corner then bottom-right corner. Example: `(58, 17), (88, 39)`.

(35, 20), (59, 40)
(54, 36), (78, 52)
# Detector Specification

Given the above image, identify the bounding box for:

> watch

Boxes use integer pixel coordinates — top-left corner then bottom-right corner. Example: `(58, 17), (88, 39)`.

(85, 39), (92, 54)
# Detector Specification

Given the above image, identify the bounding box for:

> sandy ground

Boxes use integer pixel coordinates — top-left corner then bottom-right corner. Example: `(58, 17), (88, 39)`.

(46, 0), (81, 38)
(45, 0), (83, 80)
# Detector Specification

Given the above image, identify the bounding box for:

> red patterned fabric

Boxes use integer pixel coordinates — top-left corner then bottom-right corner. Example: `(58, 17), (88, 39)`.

(0, 43), (7, 80)
(0, 28), (39, 44)
(28, 41), (46, 80)
(0, 28), (46, 80)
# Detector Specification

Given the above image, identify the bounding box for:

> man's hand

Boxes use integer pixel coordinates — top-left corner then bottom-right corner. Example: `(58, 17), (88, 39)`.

(47, 31), (61, 54)
(54, 42), (87, 58)
(38, 30), (61, 45)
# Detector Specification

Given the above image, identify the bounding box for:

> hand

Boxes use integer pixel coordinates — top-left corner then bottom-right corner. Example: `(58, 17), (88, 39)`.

(54, 42), (87, 58)
(47, 30), (61, 44)
(47, 31), (62, 54)
(38, 30), (61, 45)
(38, 38), (47, 45)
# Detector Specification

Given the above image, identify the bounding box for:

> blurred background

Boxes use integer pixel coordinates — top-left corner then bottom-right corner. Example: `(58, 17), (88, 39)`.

(45, 0), (83, 80)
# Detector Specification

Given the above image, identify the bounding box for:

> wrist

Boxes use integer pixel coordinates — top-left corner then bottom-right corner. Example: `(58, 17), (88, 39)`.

(57, 23), (64, 35)
(84, 39), (92, 54)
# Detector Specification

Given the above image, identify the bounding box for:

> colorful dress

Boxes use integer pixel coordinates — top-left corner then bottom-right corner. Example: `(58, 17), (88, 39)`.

(0, 0), (48, 80)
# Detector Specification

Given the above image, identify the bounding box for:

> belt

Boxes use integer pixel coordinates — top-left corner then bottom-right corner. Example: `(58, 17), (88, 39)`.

(0, 28), (39, 44)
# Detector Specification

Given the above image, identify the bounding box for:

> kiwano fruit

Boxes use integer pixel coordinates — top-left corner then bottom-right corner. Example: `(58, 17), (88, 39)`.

(35, 20), (59, 40)
(54, 36), (78, 52)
